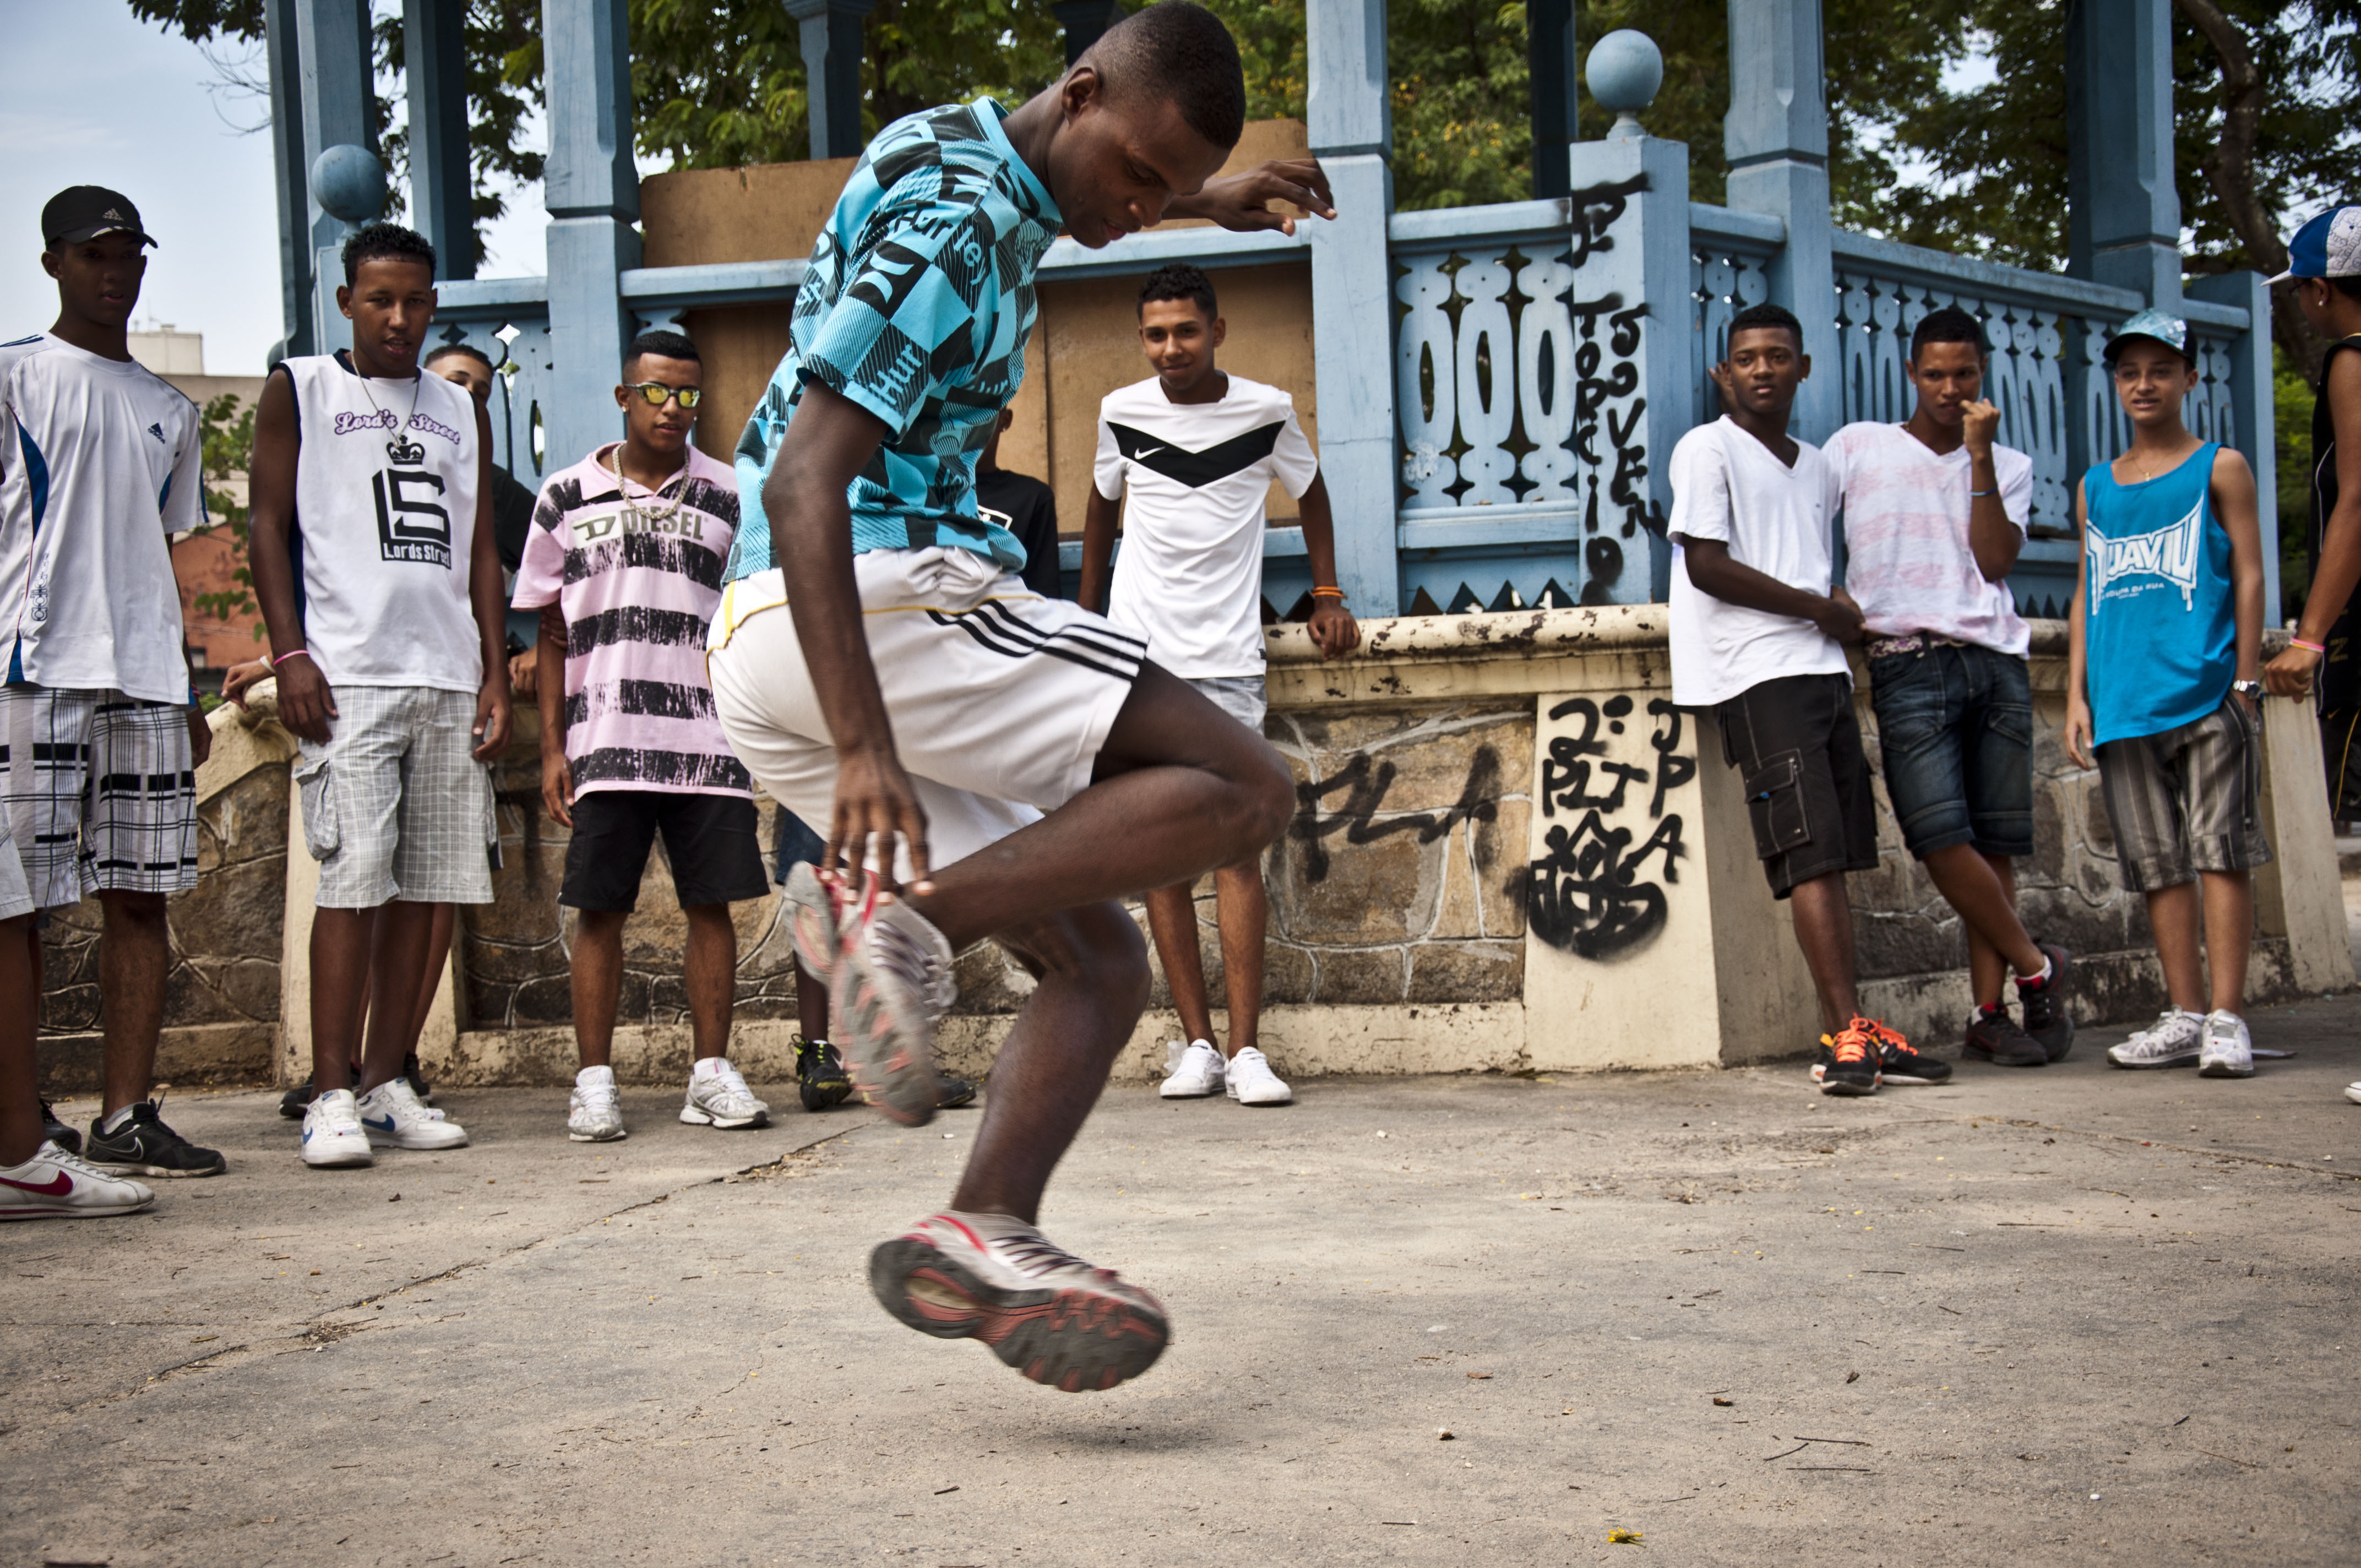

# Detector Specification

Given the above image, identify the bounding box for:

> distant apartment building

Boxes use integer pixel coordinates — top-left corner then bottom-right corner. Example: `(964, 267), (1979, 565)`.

(134, 327), (268, 682)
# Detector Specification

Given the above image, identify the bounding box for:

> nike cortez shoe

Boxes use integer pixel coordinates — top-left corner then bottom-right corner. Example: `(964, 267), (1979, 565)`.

(827, 875), (955, 1128)
(1962, 1005), (2046, 1068)
(1862, 1019), (1950, 1085)
(568, 1064), (627, 1142)
(2015, 944), (2076, 1060)
(795, 1036), (853, 1113)
(1813, 1020), (1883, 1096)
(1158, 1039), (1225, 1098)
(1, 1141), (155, 1220)
(302, 1088), (374, 1169)
(2197, 1010), (2254, 1078)
(84, 1097), (226, 1178)
(2107, 1009), (2205, 1069)
(357, 1077), (468, 1150)
(870, 1211), (1170, 1393)
(1226, 1046), (1293, 1106)
(681, 1059), (770, 1129)
(40, 1098), (80, 1154)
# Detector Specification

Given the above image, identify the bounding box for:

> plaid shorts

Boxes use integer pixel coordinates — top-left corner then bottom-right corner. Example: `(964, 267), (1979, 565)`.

(0, 687), (198, 910)
(295, 685), (496, 908)
(2096, 696), (2273, 892)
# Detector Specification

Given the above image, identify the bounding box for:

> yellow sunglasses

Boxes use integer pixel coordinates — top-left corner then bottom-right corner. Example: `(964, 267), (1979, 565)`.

(624, 382), (701, 409)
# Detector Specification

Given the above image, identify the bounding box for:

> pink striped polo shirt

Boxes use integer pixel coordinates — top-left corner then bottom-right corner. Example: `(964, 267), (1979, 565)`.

(1824, 421), (2034, 658)
(512, 443), (750, 798)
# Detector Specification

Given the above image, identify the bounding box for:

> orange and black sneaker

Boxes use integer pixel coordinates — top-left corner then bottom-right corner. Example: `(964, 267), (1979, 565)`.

(1862, 1017), (1950, 1085)
(1811, 1019), (1884, 1097)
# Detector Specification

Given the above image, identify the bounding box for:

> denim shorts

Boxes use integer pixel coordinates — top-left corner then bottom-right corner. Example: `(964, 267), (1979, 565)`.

(1865, 641), (2033, 860)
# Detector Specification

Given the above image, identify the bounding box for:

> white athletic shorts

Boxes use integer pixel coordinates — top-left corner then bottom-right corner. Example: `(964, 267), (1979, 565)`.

(0, 686), (199, 910)
(707, 548), (1144, 872)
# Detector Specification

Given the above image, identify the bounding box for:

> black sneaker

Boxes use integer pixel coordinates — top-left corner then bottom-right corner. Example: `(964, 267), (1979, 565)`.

(40, 1099), (81, 1154)
(1812, 1021), (1882, 1097)
(796, 1037), (853, 1113)
(401, 1052), (434, 1104)
(1962, 1005), (2046, 1067)
(84, 1098), (227, 1178)
(935, 1071), (978, 1110)
(2015, 944), (2075, 1061)
(1863, 1020), (1951, 1085)
(278, 1079), (318, 1120)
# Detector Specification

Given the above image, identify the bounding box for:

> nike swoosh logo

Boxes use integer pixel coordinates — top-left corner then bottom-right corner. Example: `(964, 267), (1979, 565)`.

(1133, 445), (1163, 460)
(363, 1115), (395, 1131)
(1, 1170), (73, 1196)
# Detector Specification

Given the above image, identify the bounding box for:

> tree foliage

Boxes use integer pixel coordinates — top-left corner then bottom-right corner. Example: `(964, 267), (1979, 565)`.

(188, 391), (262, 639)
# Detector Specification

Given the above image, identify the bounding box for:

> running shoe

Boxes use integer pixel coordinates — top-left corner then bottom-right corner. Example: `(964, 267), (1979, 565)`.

(357, 1077), (469, 1150)
(2015, 944), (2076, 1061)
(1226, 1046), (1293, 1106)
(2345, 1082), (2361, 1106)
(2197, 1010), (2254, 1078)
(1962, 1005), (2046, 1068)
(682, 1060), (770, 1129)
(1158, 1039), (1225, 1098)
(84, 1096), (227, 1178)
(2106, 1009), (2206, 1069)
(1, 1142), (154, 1221)
(402, 1052), (434, 1105)
(1813, 1021), (1882, 1096)
(301, 1088), (374, 1169)
(277, 1079), (317, 1120)
(936, 1071), (979, 1110)
(568, 1065), (627, 1142)
(870, 1211), (1170, 1393)
(828, 876), (955, 1128)
(1862, 1019), (1950, 1085)
(40, 1099), (80, 1155)
(796, 1036), (853, 1113)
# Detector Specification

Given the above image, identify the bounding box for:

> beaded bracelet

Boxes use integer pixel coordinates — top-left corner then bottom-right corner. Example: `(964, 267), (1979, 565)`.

(270, 647), (313, 668)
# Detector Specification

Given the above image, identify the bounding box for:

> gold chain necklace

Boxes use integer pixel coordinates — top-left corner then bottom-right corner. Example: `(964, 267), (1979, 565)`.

(608, 449), (688, 526)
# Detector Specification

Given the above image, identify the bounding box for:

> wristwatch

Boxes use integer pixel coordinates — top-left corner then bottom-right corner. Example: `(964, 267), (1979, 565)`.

(2232, 679), (2265, 701)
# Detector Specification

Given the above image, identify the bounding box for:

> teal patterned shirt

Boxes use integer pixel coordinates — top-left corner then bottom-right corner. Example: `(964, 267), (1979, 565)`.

(727, 99), (1060, 582)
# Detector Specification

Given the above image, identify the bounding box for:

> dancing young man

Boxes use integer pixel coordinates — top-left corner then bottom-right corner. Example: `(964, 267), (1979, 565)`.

(708, 1), (1330, 1392)
(247, 222), (512, 1168)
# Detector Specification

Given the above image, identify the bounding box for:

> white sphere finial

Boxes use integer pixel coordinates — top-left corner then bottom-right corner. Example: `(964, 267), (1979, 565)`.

(1585, 30), (1664, 141)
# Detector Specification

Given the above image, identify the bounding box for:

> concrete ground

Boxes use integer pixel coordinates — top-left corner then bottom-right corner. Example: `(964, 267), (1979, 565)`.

(4, 1001), (2357, 1568)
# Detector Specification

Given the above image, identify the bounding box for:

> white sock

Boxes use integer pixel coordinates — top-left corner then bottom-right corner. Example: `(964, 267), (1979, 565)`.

(692, 1056), (729, 1080)
(576, 1064), (614, 1087)
(100, 1104), (137, 1135)
(2017, 954), (2052, 986)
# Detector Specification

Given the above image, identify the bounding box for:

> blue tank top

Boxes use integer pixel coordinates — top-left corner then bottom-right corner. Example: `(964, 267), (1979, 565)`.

(2082, 442), (2233, 745)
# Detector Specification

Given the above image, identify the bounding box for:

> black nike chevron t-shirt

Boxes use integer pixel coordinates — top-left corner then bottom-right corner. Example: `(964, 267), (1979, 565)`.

(1094, 373), (1318, 678)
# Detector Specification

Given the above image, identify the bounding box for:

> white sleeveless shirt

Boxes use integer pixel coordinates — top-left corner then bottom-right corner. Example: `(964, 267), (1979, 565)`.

(281, 353), (483, 692)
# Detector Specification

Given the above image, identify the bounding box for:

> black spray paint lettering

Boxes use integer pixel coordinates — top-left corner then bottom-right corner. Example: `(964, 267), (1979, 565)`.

(1523, 696), (1692, 959)
(1563, 173), (1650, 270)
(1291, 745), (1503, 885)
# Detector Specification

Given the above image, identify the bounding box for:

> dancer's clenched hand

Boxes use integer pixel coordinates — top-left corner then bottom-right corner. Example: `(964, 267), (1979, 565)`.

(829, 742), (934, 900)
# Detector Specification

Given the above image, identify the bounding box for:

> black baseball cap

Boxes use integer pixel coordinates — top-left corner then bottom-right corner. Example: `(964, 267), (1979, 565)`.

(41, 187), (157, 249)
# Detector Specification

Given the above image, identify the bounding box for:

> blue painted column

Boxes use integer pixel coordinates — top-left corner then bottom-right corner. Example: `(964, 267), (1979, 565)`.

(786, 0), (874, 161)
(1307, 0), (1400, 617)
(1721, 0), (1839, 441)
(1053, 0), (1125, 68)
(295, 0), (376, 357)
(405, 0), (475, 279)
(264, 0), (312, 361)
(2189, 268), (2281, 618)
(1527, 0), (1577, 201)
(2066, 0), (2181, 307)
(542, 0), (641, 471)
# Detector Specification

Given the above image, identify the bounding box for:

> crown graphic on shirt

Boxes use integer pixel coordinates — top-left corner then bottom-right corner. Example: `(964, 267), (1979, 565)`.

(2089, 496), (2202, 612)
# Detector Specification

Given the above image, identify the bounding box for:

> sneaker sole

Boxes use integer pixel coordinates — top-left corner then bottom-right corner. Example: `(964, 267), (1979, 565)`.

(568, 1126), (629, 1142)
(84, 1156), (226, 1179)
(302, 1146), (374, 1169)
(835, 924), (942, 1129)
(680, 1107), (769, 1129)
(1160, 1084), (1221, 1098)
(1819, 1078), (1880, 1096)
(1880, 1069), (1952, 1086)
(1230, 1091), (1293, 1106)
(362, 1130), (470, 1151)
(2197, 1059), (2255, 1079)
(1, 1196), (155, 1220)
(869, 1237), (1169, 1394)
(2107, 1051), (2201, 1070)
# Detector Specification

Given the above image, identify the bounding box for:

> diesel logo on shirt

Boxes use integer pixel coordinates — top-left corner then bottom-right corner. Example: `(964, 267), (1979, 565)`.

(374, 467), (453, 567)
(575, 504), (704, 543)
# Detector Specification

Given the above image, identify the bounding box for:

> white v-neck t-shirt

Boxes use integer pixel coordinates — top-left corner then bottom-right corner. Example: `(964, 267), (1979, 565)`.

(1094, 373), (1318, 679)
(0, 332), (205, 702)
(1667, 416), (1848, 708)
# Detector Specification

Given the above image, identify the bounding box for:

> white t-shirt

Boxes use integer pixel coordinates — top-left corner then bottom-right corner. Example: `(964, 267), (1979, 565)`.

(0, 333), (203, 703)
(282, 353), (484, 692)
(1823, 421), (2033, 657)
(1667, 416), (1849, 708)
(1094, 373), (1318, 678)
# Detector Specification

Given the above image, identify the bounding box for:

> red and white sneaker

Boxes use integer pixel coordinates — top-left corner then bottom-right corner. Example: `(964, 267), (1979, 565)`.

(793, 867), (955, 1128)
(1, 1141), (156, 1221)
(871, 1211), (1171, 1393)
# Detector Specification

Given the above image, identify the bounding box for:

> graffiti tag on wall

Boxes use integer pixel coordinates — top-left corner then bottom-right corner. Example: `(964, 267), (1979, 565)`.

(1291, 745), (1504, 885)
(1524, 695), (1694, 959)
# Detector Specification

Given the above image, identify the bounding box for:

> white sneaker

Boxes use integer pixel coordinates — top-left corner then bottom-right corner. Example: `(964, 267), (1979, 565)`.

(2106, 1009), (2206, 1069)
(2197, 1011), (2254, 1078)
(357, 1077), (469, 1150)
(1, 1141), (155, 1219)
(302, 1088), (374, 1168)
(2345, 1082), (2361, 1105)
(681, 1059), (769, 1129)
(569, 1065), (627, 1142)
(1225, 1046), (1293, 1106)
(1158, 1039), (1225, 1098)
